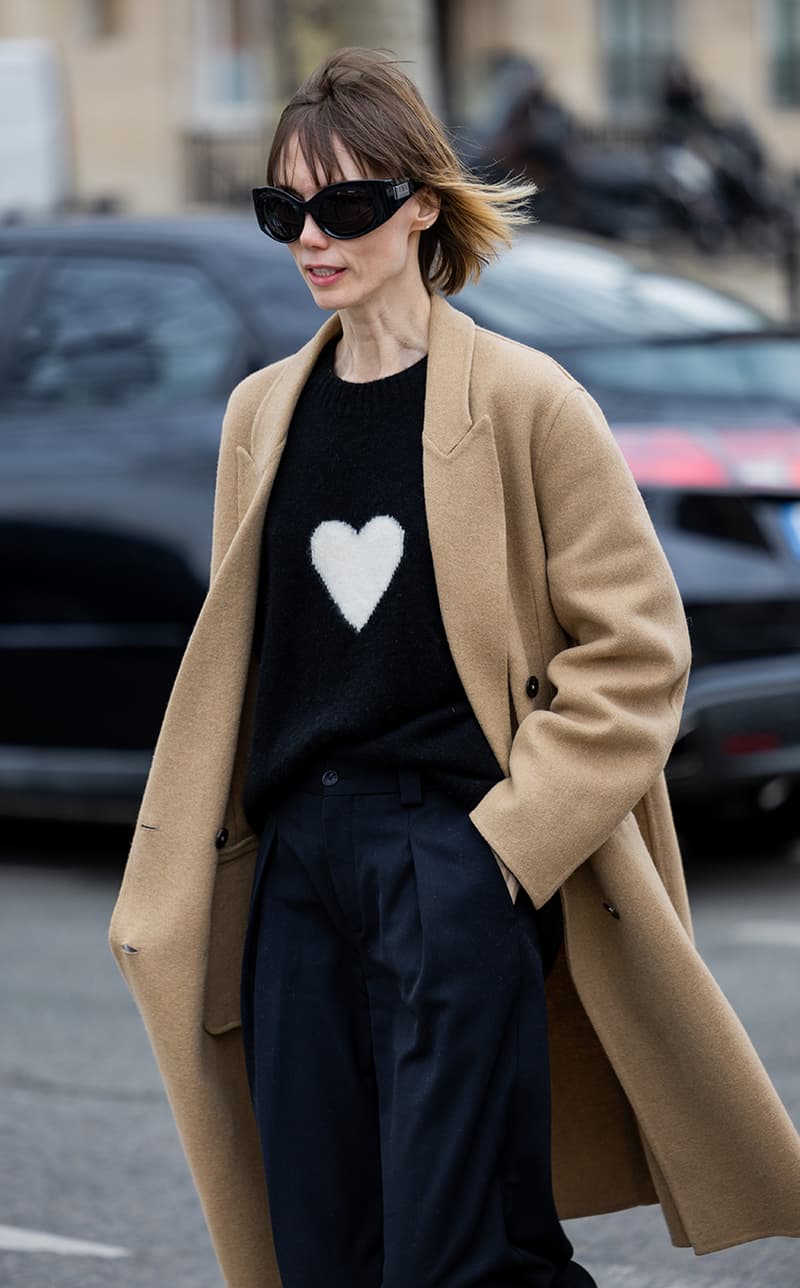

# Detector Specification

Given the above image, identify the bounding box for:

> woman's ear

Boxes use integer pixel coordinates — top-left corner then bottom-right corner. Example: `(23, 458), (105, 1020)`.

(413, 185), (441, 231)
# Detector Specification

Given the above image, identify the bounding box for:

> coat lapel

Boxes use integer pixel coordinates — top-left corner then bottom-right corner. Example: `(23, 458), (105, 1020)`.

(421, 296), (512, 774)
(231, 293), (512, 776)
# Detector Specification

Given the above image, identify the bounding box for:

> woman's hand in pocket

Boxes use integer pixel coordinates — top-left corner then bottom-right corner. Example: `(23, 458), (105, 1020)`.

(491, 849), (520, 904)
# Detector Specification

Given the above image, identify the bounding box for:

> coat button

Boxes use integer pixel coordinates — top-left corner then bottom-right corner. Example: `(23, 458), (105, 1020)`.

(602, 901), (620, 919)
(321, 769), (339, 786)
(214, 827), (229, 849)
(525, 674), (539, 698)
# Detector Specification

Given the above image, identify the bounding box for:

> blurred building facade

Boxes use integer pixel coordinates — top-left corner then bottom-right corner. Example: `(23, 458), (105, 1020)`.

(0, 0), (437, 213)
(447, 0), (800, 169)
(0, 0), (797, 213)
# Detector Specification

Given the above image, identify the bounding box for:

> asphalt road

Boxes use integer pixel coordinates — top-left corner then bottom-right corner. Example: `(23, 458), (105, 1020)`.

(1, 818), (798, 1288)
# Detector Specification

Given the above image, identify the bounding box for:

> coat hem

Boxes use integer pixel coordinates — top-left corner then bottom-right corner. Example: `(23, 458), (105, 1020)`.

(690, 1225), (800, 1256)
(561, 1196), (660, 1222)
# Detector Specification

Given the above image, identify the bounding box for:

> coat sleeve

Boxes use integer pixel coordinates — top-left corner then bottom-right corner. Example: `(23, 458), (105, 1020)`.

(469, 384), (692, 909)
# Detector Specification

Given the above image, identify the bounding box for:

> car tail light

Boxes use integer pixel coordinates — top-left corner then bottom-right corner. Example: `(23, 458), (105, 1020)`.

(615, 429), (728, 488)
(721, 732), (782, 756)
(614, 427), (800, 491)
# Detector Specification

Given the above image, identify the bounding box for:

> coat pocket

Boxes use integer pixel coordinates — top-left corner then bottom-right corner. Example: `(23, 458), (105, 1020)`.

(202, 839), (259, 1036)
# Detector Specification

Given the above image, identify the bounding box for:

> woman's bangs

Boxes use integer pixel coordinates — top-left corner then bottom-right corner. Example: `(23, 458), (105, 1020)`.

(272, 112), (373, 190)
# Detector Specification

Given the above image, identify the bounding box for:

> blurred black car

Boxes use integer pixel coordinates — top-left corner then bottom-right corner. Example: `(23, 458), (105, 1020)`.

(1, 216), (798, 828)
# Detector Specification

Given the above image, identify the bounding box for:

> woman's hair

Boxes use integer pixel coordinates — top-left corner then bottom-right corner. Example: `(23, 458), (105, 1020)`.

(265, 47), (537, 296)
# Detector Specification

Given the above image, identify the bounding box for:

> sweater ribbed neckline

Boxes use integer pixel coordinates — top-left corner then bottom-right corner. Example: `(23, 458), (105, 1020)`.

(309, 336), (428, 413)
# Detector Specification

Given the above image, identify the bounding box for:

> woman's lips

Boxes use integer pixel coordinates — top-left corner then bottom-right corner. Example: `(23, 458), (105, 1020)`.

(306, 266), (347, 286)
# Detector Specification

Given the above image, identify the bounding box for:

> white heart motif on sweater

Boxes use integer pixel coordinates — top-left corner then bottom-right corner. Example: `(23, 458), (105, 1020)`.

(310, 516), (405, 632)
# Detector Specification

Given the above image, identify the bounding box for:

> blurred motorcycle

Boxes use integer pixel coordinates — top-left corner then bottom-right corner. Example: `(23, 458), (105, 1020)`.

(657, 58), (796, 253)
(468, 56), (727, 250)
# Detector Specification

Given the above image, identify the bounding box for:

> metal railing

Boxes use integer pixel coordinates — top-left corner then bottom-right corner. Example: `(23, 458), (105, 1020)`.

(183, 129), (273, 207)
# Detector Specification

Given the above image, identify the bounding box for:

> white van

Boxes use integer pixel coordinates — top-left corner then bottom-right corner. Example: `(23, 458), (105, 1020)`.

(0, 38), (71, 219)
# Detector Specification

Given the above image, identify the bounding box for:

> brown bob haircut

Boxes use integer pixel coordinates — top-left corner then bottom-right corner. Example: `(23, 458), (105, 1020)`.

(265, 47), (536, 296)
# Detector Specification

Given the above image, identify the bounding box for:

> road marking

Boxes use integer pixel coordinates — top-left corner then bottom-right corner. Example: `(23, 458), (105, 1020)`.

(731, 920), (800, 949)
(0, 1225), (130, 1258)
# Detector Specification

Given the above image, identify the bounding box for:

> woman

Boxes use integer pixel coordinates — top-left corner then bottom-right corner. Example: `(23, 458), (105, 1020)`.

(240, 45), (589, 1288)
(109, 47), (800, 1288)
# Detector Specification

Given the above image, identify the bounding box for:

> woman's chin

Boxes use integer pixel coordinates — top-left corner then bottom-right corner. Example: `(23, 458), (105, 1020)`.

(308, 283), (365, 312)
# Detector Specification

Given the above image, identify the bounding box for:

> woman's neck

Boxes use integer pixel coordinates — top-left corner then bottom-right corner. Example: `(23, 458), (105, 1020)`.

(333, 283), (432, 383)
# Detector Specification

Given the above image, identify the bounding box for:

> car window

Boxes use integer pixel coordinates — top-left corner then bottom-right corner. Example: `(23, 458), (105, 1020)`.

(5, 257), (247, 407)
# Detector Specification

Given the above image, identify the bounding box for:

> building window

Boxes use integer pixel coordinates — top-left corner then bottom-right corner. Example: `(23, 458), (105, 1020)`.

(600, 0), (676, 119)
(766, 0), (800, 105)
(192, 0), (266, 128)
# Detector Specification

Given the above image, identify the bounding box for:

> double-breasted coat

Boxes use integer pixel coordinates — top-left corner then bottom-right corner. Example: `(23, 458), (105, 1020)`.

(109, 293), (800, 1287)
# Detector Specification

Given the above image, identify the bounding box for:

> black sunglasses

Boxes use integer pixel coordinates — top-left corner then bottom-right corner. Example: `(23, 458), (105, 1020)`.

(252, 177), (423, 242)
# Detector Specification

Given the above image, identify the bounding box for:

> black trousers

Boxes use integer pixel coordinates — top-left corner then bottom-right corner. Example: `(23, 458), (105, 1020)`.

(240, 756), (596, 1288)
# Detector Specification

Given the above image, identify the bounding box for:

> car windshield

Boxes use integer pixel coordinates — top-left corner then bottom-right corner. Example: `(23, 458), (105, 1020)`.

(564, 336), (800, 407)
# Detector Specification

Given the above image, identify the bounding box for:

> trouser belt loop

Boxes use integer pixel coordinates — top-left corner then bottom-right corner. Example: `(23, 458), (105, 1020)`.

(398, 769), (423, 806)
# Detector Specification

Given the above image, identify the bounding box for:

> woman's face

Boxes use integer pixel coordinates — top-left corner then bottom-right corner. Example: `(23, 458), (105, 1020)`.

(275, 132), (437, 312)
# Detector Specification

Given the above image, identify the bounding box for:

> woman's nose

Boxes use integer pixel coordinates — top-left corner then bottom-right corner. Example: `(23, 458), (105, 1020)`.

(298, 212), (329, 248)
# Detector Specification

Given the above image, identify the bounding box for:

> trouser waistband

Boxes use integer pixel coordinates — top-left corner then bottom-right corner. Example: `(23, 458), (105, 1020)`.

(285, 757), (425, 805)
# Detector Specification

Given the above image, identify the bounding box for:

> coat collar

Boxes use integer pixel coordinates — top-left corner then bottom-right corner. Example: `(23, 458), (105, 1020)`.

(248, 292), (478, 469)
(233, 292), (512, 775)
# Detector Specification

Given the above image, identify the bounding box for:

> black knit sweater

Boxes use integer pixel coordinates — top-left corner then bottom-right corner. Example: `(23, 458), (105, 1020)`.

(241, 335), (505, 835)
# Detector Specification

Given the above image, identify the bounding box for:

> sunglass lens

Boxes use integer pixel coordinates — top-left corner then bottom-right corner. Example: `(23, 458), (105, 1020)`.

(318, 187), (378, 237)
(260, 191), (303, 242)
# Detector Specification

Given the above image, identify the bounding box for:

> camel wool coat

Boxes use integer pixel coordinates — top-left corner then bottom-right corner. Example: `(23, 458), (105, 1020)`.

(109, 292), (800, 1287)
